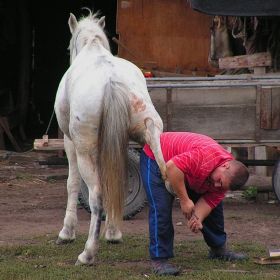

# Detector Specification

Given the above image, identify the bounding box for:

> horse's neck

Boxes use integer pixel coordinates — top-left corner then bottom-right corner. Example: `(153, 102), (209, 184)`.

(90, 38), (112, 57)
(97, 34), (110, 52)
(71, 34), (110, 64)
(82, 33), (110, 54)
(73, 38), (111, 63)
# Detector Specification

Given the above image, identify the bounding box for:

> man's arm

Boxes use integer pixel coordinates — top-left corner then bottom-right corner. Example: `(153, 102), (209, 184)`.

(193, 197), (212, 220)
(188, 197), (212, 233)
(166, 159), (194, 219)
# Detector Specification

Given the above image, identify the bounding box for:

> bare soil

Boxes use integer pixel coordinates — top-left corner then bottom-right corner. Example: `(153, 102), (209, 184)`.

(1, 150), (280, 251)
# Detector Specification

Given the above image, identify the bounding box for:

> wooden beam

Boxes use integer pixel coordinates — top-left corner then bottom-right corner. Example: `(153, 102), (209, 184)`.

(219, 52), (271, 70)
(34, 138), (64, 150)
(33, 138), (142, 151)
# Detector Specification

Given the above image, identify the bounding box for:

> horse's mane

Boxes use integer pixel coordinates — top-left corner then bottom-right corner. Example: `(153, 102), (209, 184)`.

(69, 8), (110, 62)
(79, 8), (103, 27)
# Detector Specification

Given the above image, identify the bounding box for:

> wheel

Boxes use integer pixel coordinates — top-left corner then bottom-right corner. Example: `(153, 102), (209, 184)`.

(272, 157), (280, 202)
(78, 147), (147, 219)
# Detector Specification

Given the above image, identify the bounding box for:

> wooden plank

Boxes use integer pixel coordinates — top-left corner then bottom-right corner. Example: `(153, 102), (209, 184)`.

(34, 138), (64, 150)
(260, 128), (280, 142)
(260, 88), (272, 129)
(33, 139), (142, 151)
(219, 52), (271, 70)
(42, 135), (49, 146)
(151, 70), (189, 77)
(171, 87), (257, 106)
(272, 87), (280, 130)
(253, 67), (266, 74)
(170, 105), (256, 139)
(255, 146), (267, 176)
(161, 86), (257, 139)
(259, 86), (280, 131)
(255, 85), (261, 142)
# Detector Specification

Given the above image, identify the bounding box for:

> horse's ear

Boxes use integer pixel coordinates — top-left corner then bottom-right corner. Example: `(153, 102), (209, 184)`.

(68, 13), (78, 34)
(98, 16), (106, 29)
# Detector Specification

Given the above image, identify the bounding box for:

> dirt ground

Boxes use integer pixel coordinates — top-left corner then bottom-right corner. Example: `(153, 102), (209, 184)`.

(1, 150), (280, 251)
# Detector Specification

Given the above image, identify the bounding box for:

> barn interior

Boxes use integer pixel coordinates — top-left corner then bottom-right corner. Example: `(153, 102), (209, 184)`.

(0, 0), (118, 151)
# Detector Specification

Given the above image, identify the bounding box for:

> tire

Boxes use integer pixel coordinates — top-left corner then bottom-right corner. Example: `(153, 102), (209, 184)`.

(78, 147), (147, 220)
(272, 157), (280, 202)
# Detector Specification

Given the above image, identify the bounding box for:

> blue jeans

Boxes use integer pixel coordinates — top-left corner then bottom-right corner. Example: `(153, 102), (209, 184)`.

(140, 150), (227, 259)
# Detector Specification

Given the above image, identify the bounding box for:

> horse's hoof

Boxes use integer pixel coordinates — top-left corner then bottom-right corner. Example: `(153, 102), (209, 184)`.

(56, 237), (74, 245)
(75, 259), (95, 266)
(75, 259), (83, 266)
(106, 238), (123, 244)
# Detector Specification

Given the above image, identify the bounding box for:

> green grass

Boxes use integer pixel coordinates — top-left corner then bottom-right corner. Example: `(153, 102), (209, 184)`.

(0, 233), (280, 279)
(14, 173), (34, 180)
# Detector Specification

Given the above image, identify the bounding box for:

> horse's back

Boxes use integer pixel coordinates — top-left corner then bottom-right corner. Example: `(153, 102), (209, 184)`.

(64, 39), (162, 133)
(67, 40), (147, 102)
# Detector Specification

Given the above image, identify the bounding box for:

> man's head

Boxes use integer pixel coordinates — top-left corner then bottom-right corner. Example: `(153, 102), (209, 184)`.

(210, 160), (249, 191)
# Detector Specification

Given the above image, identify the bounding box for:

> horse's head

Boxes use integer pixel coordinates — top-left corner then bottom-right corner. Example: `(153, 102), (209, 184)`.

(68, 8), (110, 64)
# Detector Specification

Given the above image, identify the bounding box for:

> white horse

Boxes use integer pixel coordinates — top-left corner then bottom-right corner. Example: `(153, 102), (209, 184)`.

(54, 10), (167, 266)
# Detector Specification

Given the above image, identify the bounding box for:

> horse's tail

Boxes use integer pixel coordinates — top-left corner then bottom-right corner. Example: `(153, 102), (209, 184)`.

(98, 78), (131, 230)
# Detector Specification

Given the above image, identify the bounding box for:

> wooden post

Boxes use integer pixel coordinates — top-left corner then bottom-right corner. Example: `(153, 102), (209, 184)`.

(255, 146), (267, 176)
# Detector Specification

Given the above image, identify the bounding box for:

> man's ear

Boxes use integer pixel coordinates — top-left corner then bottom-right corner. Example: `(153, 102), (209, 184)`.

(221, 162), (230, 169)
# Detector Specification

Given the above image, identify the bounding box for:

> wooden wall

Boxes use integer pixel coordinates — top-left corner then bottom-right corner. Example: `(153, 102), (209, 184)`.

(116, 0), (220, 76)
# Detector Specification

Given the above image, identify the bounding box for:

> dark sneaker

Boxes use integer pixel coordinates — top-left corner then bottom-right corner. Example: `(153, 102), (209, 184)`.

(208, 249), (249, 261)
(152, 258), (180, 276)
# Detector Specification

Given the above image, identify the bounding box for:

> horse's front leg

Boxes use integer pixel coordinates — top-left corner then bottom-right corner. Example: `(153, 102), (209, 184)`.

(74, 153), (103, 266)
(56, 136), (81, 244)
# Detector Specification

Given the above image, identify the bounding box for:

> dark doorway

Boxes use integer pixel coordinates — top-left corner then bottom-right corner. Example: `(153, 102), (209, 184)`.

(26, 1), (118, 140)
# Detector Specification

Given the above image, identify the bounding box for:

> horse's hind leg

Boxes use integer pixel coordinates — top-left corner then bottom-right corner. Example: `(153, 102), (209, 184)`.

(56, 135), (81, 244)
(105, 216), (123, 243)
(144, 118), (167, 181)
(74, 151), (103, 266)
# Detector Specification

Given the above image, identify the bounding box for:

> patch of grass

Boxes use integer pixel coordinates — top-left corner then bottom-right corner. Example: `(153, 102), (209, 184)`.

(242, 186), (258, 200)
(227, 215), (243, 220)
(13, 173), (34, 180)
(0, 234), (280, 279)
(263, 215), (280, 222)
(48, 178), (57, 183)
(243, 217), (258, 222)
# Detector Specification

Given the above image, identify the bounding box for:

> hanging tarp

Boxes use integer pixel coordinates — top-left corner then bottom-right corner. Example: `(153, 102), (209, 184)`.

(189, 0), (280, 16)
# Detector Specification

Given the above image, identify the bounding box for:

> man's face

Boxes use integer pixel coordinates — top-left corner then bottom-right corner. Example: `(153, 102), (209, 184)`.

(209, 163), (231, 190)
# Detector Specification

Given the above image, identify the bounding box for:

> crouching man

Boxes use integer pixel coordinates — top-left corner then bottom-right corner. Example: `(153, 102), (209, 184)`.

(140, 132), (249, 276)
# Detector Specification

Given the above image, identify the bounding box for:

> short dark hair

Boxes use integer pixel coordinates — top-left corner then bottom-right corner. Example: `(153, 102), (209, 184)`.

(226, 160), (249, 191)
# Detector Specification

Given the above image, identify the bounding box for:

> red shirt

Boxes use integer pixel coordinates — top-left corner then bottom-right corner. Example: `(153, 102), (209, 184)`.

(143, 132), (234, 208)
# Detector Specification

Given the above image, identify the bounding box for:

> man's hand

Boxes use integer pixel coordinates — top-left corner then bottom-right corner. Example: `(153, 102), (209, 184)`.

(180, 198), (195, 220)
(166, 160), (195, 218)
(188, 216), (203, 233)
